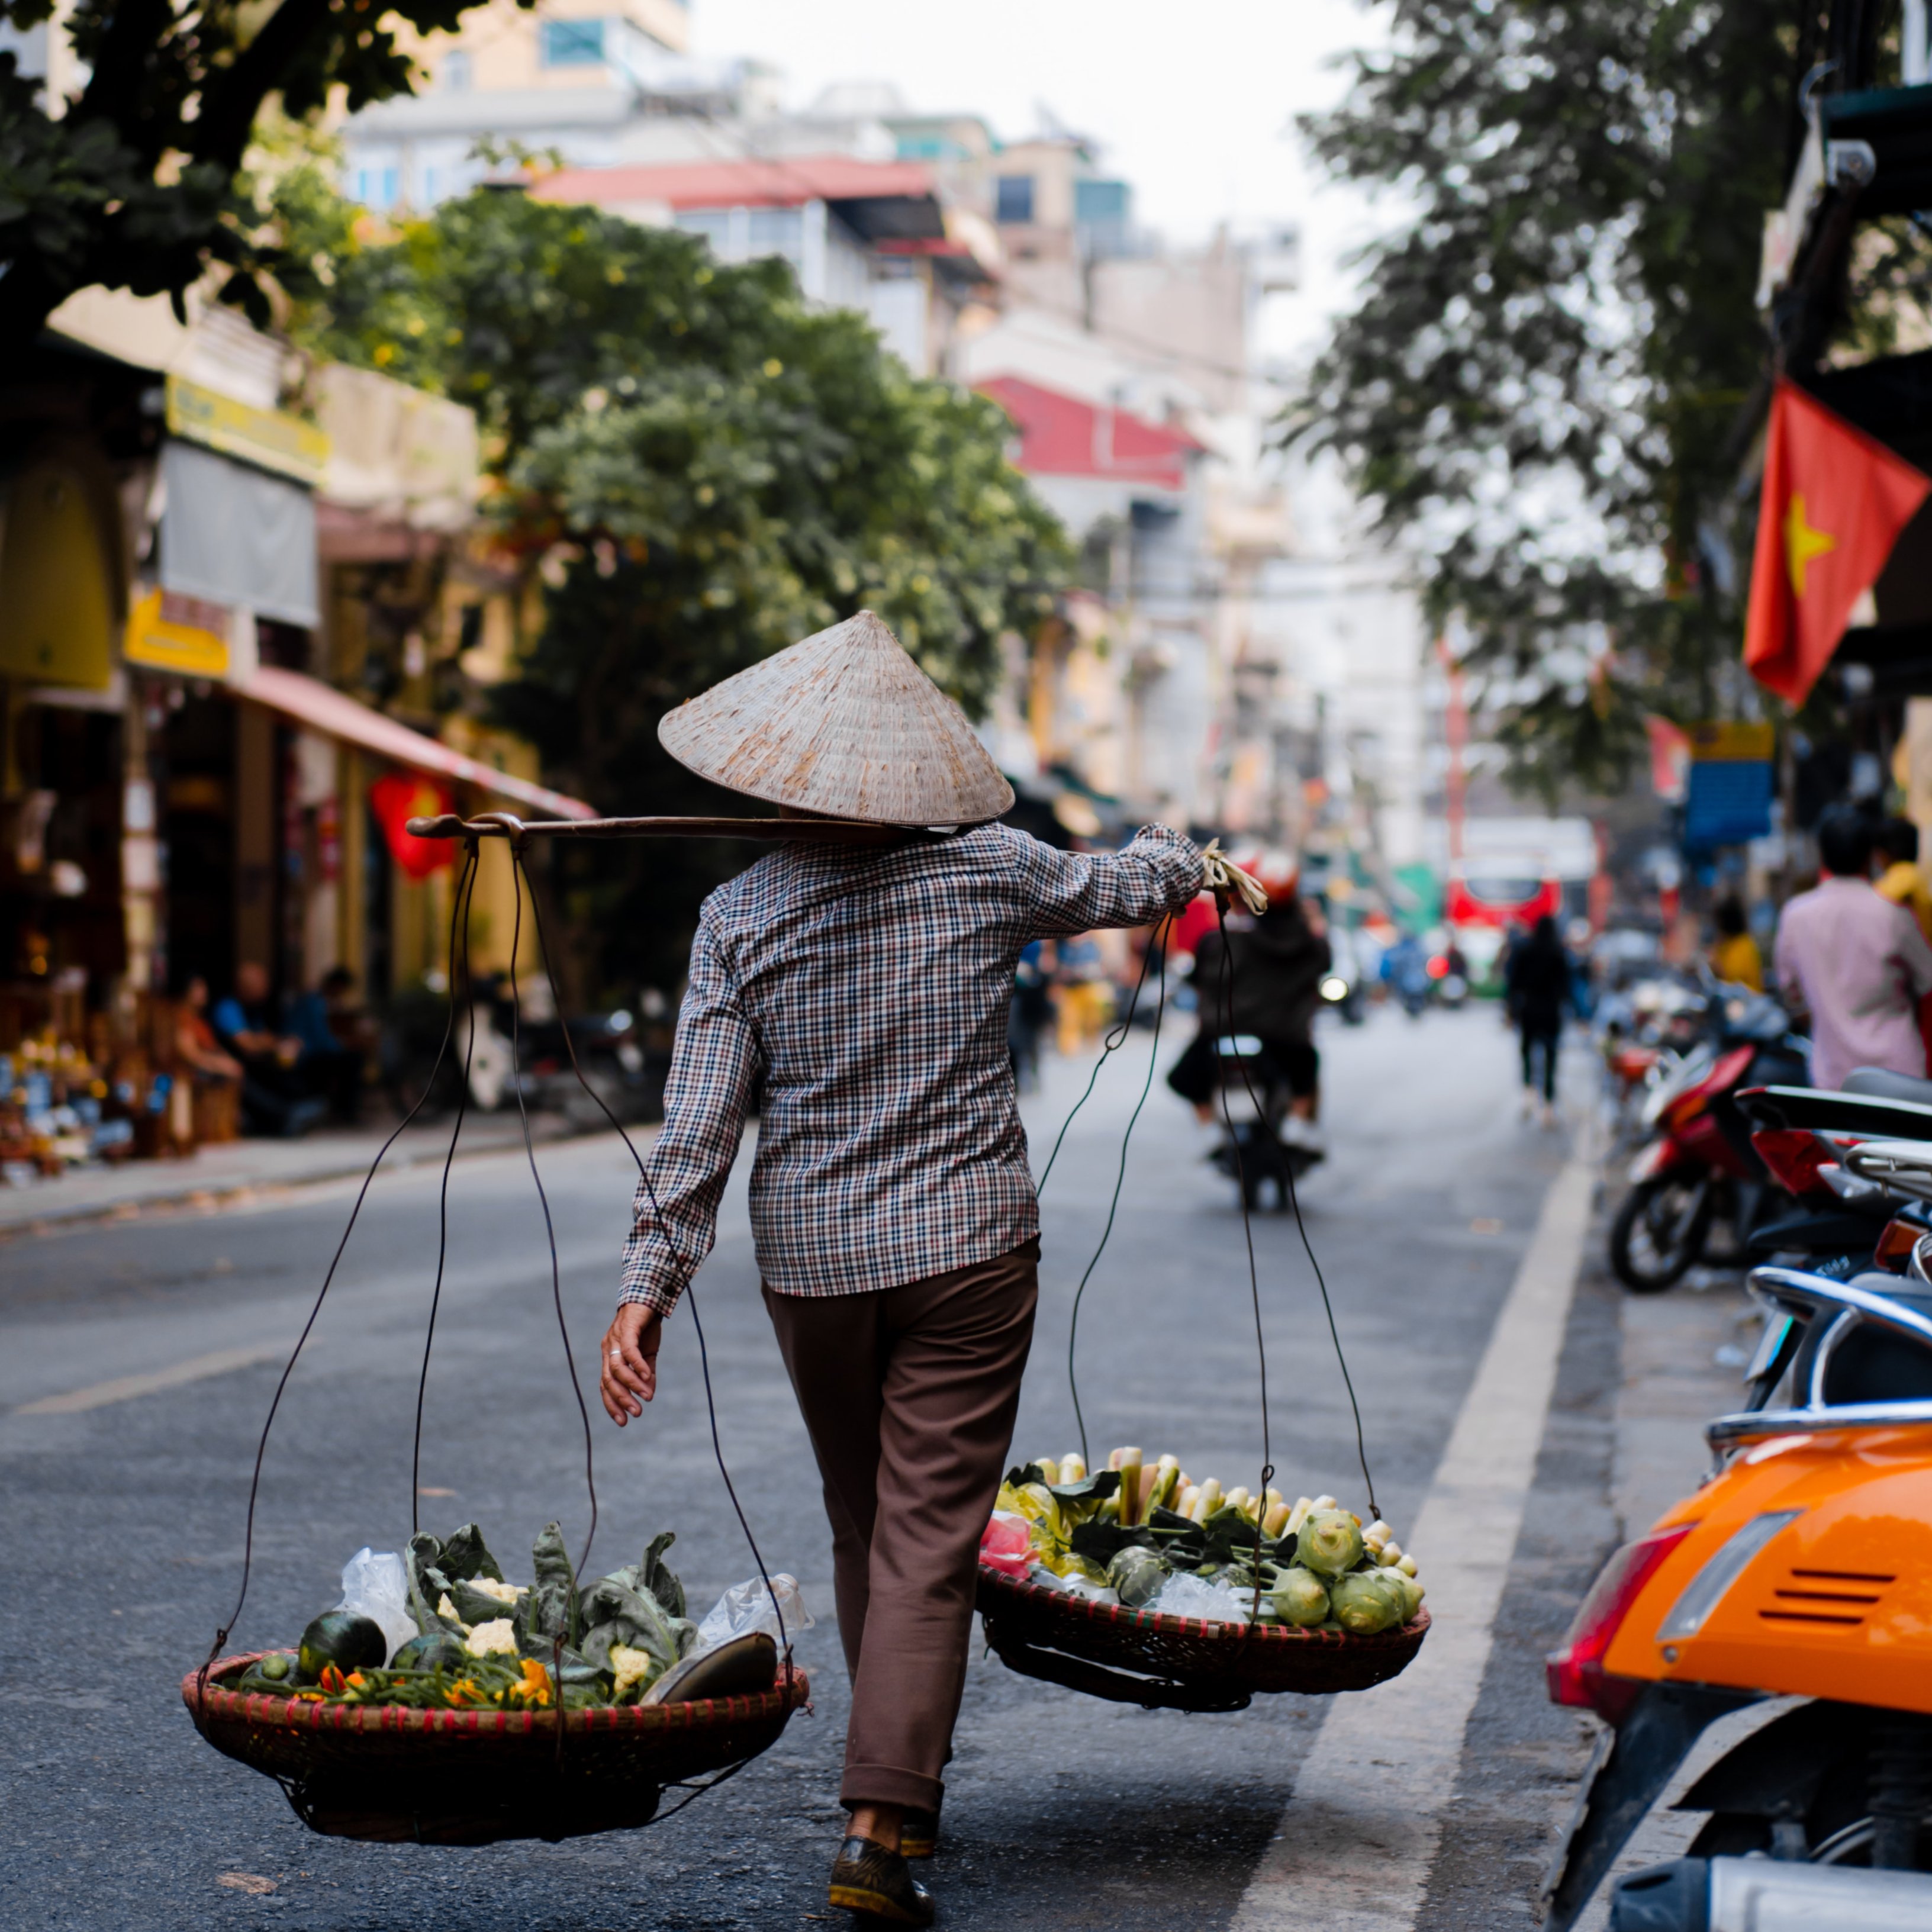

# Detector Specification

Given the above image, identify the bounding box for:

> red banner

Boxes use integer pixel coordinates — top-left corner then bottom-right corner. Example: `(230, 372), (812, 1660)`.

(369, 772), (455, 881)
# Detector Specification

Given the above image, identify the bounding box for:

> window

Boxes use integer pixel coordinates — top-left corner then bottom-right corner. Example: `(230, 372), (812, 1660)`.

(994, 175), (1035, 225)
(675, 208), (732, 254)
(1075, 179), (1129, 224)
(540, 18), (606, 66)
(747, 206), (803, 261)
(350, 165), (400, 210)
(441, 48), (471, 91)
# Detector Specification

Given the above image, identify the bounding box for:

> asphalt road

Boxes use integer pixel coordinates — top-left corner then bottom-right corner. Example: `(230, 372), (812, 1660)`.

(0, 1001), (1605, 1931)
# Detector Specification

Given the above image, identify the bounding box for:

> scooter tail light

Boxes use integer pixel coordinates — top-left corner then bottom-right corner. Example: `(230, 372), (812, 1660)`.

(1750, 1128), (1839, 1200)
(1546, 1524), (1696, 1723)
(1875, 1215), (1923, 1273)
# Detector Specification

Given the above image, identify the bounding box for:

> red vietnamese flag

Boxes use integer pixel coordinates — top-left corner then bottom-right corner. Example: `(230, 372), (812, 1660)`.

(1744, 378), (1931, 705)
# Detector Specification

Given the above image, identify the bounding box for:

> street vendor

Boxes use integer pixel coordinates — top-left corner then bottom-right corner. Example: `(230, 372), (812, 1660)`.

(598, 611), (1235, 1927)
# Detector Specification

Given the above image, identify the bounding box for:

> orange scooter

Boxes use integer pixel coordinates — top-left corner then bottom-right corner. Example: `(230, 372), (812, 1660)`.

(1541, 1264), (1932, 1929)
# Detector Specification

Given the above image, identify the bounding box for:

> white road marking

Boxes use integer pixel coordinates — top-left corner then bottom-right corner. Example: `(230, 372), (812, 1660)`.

(1231, 1155), (1595, 1931)
(11, 1341), (291, 1415)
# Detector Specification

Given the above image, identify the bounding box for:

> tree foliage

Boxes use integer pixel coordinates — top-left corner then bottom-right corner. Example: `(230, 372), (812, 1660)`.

(0, 0), (513, 357)
(1289, 0), (1796, 796)
(279, 175), (1068, 990)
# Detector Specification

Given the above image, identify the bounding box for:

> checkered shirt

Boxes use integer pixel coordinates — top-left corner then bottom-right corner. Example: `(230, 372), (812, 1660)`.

(619, 821), (1203, 1314)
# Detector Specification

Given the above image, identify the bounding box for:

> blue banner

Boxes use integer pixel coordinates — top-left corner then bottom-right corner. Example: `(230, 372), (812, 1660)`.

(1683, 759), (1773, 850)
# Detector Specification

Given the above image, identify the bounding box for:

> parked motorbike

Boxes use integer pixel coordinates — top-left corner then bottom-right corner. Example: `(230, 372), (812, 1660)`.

(1542, 1261), (1932, 1929)
(1607, 984), (1807, 1292)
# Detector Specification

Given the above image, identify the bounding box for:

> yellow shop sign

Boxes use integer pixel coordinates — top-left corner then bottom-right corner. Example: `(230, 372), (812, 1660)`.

(124, 588), (230, 677)
(165, 375), (329, 486)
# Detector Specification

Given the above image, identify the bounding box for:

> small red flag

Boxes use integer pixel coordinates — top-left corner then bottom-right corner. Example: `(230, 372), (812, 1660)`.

(369, 772), (455, 881)
(1744, 378), (1931, 706)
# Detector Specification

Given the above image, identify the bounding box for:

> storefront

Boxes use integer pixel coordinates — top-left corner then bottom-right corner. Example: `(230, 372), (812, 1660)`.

(0, 298), (589, 1178)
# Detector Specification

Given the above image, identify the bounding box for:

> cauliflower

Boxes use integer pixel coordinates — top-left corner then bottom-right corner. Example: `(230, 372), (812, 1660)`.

(468, 1577), (524, 1605)
(610, 1644), (657, 1700)
(437, 1593), (470, 1632)
(463, 1618), (517, 1657)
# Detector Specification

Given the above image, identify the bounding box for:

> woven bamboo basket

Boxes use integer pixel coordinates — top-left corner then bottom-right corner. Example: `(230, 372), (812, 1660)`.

(182, 1654), (811, 1845)
(977, 1564), (1428, 1712)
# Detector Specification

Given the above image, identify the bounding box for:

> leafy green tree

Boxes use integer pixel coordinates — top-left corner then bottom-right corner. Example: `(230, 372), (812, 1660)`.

(281, 176), (1068, 991)
(0, 0), (518, 358)
(1289, 0), (1795, 795)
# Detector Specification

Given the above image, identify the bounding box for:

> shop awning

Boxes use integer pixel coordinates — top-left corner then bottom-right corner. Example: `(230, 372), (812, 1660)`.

(233, 665), (597, 820)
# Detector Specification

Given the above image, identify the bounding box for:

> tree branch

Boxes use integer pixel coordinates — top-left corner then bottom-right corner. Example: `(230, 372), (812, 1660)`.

(192, 0), (337, 170)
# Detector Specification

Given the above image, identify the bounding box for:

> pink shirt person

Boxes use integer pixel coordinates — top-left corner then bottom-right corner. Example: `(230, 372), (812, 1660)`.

(1775, 873), (1932, 1090)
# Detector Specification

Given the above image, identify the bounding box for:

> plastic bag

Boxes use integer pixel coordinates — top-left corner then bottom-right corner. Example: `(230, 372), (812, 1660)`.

(980, 1511), (1033, 1579)
(1148, 1571), (1251, 1625)
(692, 1573), (815, 1654)
(336, 1548), (417, 1663)
(1026, 1561), (1116, 1603)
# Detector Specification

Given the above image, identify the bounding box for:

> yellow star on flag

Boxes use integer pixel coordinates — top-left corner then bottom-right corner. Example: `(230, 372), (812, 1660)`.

(1784, 491), (1836, 597)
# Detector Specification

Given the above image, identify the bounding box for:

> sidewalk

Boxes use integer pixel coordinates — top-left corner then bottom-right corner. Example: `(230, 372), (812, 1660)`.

(0, 1109), (600, 1235)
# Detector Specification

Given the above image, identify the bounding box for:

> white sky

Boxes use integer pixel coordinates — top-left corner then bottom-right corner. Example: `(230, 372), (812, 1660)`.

(690, 0), (1400, 367)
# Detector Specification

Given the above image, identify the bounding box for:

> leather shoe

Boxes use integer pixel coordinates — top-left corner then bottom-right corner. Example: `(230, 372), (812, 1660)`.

(828, 1836), (936, 1925)
(900, 1805), (939, 1859)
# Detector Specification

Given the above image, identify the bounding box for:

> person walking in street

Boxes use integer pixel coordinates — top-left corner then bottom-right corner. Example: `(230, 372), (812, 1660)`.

(1775, 805), (1932, 1090)
(1875, 816), (1932, 942)
(1506, 913), (1572, 1127)
(594, 613), (1238, 1928)
(1709, 897), (1764, 991)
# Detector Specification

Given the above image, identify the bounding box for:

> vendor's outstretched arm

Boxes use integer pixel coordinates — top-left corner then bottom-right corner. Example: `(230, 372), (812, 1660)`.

(1016, 822), (1204, 936)
(603, 920), (758, 1424)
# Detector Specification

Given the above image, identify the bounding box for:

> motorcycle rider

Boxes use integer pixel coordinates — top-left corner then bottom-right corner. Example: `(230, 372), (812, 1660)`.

(1167, 849), (1332, 1154)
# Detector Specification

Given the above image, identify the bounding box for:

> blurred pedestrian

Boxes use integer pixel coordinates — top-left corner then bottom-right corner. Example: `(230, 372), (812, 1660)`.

(212, 962), (326, 1137)
(173, 974), (244, 1089)
(286, 965), (370, 1122)
(1007, 939), (1052, 1091)
(1875, 817), (1932, 942)
(1775, 806), (1932, 1089)
(1709, 897), (1764, 991)
(1506, 914), (1572, 1127)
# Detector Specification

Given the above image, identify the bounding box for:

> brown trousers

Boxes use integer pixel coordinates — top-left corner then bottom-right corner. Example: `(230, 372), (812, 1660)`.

(763, 1238), (1039, 1813)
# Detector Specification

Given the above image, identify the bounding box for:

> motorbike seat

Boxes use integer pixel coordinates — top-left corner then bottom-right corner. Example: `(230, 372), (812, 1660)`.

(1843, 1066), (1932, 1106)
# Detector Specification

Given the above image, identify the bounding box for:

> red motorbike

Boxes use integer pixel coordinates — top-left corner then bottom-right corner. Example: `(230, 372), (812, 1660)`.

(1609, 990), (1807, 1292)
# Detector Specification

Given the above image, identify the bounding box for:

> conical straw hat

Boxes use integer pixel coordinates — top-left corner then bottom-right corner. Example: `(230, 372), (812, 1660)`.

(658, 610), (1016, 826)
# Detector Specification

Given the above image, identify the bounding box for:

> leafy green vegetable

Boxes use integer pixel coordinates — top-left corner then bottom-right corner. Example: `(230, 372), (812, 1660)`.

(523, 1522), (579, 1648)
(439, 1523), (505, 1585)
(1068, 1519), (1152, 1566)
(575, 1573), (693, 1674)
(403, 1532), (463, 1637)
(445, 1578), (520, 1627)
(639, 1531), (686, 1622)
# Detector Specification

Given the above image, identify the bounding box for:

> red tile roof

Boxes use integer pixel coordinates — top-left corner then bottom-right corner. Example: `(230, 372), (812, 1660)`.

(538, 154), (936, 212)
(975, 375), (1201, 489)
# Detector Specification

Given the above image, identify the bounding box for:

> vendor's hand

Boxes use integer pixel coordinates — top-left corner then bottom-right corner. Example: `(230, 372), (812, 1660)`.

(600, 1304), (663, 1425)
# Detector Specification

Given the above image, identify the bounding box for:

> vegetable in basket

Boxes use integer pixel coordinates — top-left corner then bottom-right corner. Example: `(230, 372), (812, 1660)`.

(984, 1449), (1425, 1633)
(1269, 1566), (1330, 1628)
(251, 1522), (750, 1711)
(1328, 1569), (1408, 1636)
